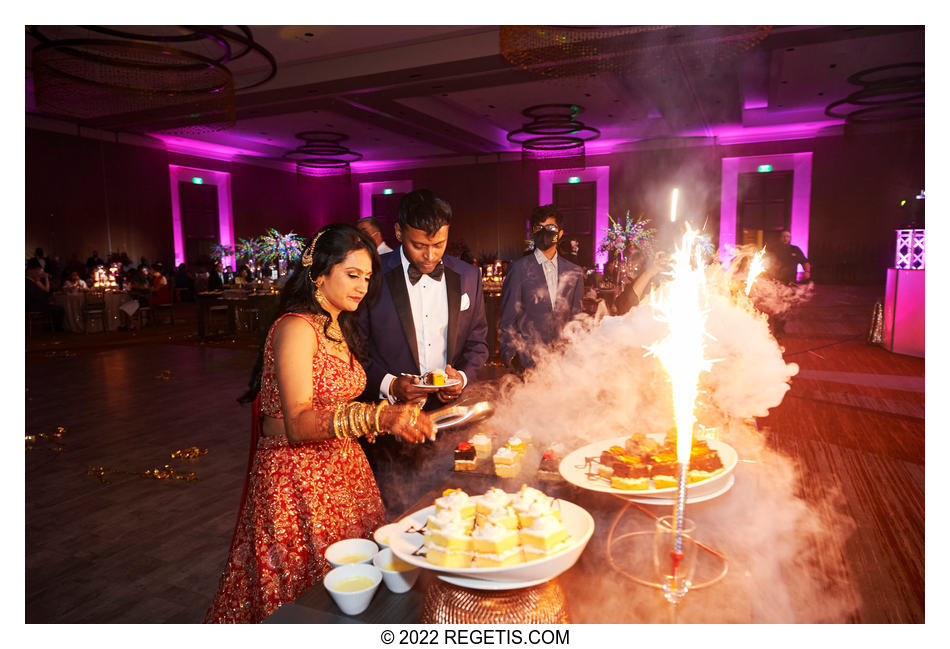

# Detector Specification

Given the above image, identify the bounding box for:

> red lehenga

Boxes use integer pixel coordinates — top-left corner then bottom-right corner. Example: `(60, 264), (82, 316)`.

(205, 313), (386, 623)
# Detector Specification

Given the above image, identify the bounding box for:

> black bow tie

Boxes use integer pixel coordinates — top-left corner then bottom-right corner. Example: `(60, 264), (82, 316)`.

(407, 261), (444, 285)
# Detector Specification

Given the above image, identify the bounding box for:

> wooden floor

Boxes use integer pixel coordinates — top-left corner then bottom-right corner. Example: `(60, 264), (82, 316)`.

(23, 285), (925, 623)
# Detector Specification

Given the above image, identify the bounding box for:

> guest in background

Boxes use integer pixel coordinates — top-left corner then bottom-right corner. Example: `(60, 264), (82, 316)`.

(460, 247), (479, 269)
(26, 258), (64, 331)
(86, 250), (103, 269)
(234, 265), (252, 286)
(208, 260), (225, 290)
(62, 270), (88, 294)
(357, 189), (488, 513)
(499, 204), (585, 372)
(356, 216), (394, 255)
(149, 264), (172, 306)
(174, 263), (194, 301)
(614, 246), (669, 316)
(30, 248), (48, 270)
(768, 229), (811, 284)
(205, 224), (433, 623)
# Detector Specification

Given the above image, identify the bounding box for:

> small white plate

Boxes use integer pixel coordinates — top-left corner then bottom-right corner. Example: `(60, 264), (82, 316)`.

(617, 474), (735, 505)
(410, 378), (462, 391)
(437, 574), (549, 590)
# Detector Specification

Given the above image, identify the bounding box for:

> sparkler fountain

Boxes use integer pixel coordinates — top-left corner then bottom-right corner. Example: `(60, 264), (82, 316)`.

(645, 224), (713, 608)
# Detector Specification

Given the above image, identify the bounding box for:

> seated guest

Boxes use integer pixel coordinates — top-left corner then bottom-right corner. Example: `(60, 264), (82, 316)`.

(499, 204), (585, 371)
(26, 259), (64, 331)
(149, 264), (172, 306)
(174, 263), (194, 300)
(62, 270), (88, 294)
(234, 265), (252, 286)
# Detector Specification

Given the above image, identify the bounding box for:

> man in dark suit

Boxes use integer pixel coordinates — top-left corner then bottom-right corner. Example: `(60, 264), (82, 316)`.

(499, 205), (585, 371)
(358, 189), (489, 513)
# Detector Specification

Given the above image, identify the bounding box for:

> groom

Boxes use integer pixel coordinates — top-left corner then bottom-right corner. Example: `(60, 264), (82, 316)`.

(358, 189), (488, 512)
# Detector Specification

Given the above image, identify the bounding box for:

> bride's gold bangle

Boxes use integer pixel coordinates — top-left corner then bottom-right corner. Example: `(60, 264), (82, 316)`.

(374, 401), (388, 434)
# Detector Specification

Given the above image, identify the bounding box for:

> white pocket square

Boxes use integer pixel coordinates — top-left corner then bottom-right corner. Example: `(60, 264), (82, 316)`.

(460, 292), (470, 311)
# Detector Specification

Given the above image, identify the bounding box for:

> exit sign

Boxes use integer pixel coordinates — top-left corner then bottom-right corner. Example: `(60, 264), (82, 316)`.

(757, 165), (773, 173)
(192, 177), (204, 184)
(383, 188), (393, 195)
(568, 176), (581, 184)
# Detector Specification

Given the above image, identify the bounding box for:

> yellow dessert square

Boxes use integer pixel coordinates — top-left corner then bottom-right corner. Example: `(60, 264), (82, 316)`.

(521, 526), (569, 552)
(652, 475), (678, 489)
(473, 530), (519, 555)
(474, 548), (524, 568)
(426, 547), (473, 568)
(494, 462), (520, 479)
(475, 508), (518, 530)
(517, 509), (562, 529)
(426, 529), (474, 552)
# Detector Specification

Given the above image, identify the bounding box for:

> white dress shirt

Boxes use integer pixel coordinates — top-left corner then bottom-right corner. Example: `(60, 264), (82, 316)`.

(379, 247), (466, 401)
(534, 247), (559, 310)
(378, 241), (393, 255)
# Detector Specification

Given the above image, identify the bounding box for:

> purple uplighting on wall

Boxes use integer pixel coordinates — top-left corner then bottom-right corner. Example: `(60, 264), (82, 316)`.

(719, 152), (813, 269)
(168, 165), (235, 268)
(698, 120), (844, 145)
(152, 134), (265, 162)
(538, 166), (610, 268)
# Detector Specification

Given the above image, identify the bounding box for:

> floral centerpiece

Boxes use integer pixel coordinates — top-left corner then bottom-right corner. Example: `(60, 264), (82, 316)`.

(598, 211), (656, 256)
(260, 229), (304, 275)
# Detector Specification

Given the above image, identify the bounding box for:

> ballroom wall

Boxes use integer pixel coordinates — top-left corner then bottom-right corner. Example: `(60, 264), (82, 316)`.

(25, 123), (923, 284)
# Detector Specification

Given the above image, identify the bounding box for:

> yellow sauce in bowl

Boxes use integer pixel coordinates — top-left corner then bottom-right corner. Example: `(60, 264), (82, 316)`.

(331, 576), (375, 592)
(382, 559), (415, 572)
(335, 553), (370, 564)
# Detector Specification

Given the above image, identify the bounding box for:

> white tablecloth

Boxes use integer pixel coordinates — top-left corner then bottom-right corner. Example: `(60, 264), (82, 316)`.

(52, 291), (133, 333)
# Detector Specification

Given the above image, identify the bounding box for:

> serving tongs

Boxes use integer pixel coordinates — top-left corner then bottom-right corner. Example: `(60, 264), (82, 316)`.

(429, 401), (494, 431)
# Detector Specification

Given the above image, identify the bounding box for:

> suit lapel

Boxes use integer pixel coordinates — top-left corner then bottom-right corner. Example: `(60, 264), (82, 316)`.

(529, 257), (554, 313)
(385, 264), (420, 372)
(445, 264), (461, 366)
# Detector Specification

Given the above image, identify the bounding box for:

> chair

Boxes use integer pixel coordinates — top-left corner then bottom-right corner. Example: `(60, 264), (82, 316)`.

(207, 304), (230, 334)
(238, 306), (262, 333)
(154, 303), (175, 325)
(82, 292), (106, 333)
(26, 311), (54, 337)
(136, 305), (152, 328)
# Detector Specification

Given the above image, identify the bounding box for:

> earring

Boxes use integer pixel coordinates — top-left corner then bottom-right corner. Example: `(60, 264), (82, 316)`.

(315, 284), (330, 309)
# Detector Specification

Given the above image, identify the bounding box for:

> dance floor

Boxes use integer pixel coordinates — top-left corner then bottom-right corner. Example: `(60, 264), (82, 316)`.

(23, 285), (925, 623)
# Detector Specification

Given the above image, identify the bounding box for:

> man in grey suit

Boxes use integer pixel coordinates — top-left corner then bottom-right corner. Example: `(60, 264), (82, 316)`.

(499, 205), (585, 371)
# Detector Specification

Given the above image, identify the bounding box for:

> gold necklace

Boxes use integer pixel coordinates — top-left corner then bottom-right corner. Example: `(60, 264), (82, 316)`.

(317, 314), (349, 356)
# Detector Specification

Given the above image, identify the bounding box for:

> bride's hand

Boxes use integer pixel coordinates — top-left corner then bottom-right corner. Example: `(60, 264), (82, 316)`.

(381, 404), (436, 443)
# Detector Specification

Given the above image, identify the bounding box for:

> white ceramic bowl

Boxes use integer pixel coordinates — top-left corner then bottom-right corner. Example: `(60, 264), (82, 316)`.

(324, 538), (379, 569)
(372, 547), (421, 593)
(324, 564), (382, 615)
(373, 523), (404, 549)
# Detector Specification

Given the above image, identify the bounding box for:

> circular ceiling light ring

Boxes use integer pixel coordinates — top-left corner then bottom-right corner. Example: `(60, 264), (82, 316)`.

(520, 135), (587, 151)
(846, 62), (924, 87)
(521, 103), (582, 119)
(507, 124), (600, 142)
(284, 148), (362, 162)
(295, 131), (349, 143)
(32, 38), (233, 96)
(296, 157), (359, 169)
(290, 144), (353, 157)
(842, 102), (924, 123)
(846, 88), (924, 106)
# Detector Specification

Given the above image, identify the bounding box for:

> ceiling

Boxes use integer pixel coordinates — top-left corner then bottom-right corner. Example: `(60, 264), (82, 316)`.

(24, 25), (925, 172)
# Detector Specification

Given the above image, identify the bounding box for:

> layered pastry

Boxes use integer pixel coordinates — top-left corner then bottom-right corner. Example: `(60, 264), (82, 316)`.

(610, 456), (651, 490)
(505, 435), (527, 456)
(650, 459), (679, 489)
(493, 446), (521, 478)
(453, 442), (477, 471)
(423, 369), (447, 386)
(425, 520), (475, 568)
(469, 433), (492, 459)
(476, 487), (512, 516)
(597, 445), (626, 479)
(427, 507), (467, 533)
(434, 489), (476, 520)
(516, 495), (562, 529)
(624, 432), (660, 458)
(537, 449), (561, 482)
(687, 446), (724, 483)
(472, 522), (523, 568)
(511, 484), (546, 515)
(520, 514), (571, 560)
(476, 504), (519, 530)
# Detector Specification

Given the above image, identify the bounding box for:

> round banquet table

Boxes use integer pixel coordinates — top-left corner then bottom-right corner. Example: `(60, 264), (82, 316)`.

(52, 291), (132, 333)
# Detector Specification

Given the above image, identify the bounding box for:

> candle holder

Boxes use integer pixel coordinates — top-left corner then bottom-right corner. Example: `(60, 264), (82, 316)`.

(655, 514), (697, 606)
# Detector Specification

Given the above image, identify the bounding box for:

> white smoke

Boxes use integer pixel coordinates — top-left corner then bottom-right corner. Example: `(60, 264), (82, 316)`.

(482, 254), (858, 623)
